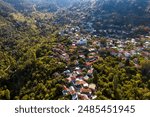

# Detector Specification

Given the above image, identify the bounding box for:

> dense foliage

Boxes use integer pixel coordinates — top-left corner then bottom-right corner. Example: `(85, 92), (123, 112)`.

(0, 2), (67, 99)
(93, 56), (150, 100)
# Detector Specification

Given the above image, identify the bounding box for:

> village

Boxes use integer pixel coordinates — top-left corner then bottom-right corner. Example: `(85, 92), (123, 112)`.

(49, 25), (150, 100)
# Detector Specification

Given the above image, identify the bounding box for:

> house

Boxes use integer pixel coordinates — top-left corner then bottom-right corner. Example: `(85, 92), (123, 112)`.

(130, 50), (136, 55)
(124, 51), (131, 58)
(75, 79), (87, 86)
(118, 53), (123, 58)
(89, 52), (97, 56)
(88, 57), (98, 62)
(91, 95), (97, 100)
(69, 86), (75, 92)
(77, 93), (89, 100)
(80, 87), (92, 95)
(74, 60), (79, 65)
(89, 83), (96, 91)
(72, 93), (78, 100)
(66, 76), (76, 83)
(83, 75), (90, 81)
(87, 68), (94, 75)
(83, 83), (89, 88)
(62, 85), (69, 95)
(86, 62), (92, 66)
(79, 54), (86, 59)
(71, 43), (77, 48)
(131, 39), (136, 44)
(63, 70), (71, 74)
(77, 38), (87, 46)
(144, 42), (150, 48)
(133, 58), (139, 64)
(118, 44), (124, 48)
(110, 49), (118, 56)
(89, 48), (96, 52)
(75, 67), (80, 71)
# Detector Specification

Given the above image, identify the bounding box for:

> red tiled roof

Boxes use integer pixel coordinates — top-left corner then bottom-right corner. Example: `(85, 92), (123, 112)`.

(78, 94), (89, 100)
(88, 56), (94, 59)
(75, 80), (87, 85)
(63, 85), (69, 91)
(80, 88), (92, 93)
(71, 77), (76, 81)
(66, 76), (76, 82)
(86, 62), (92, 66)
(69, 90), (76, 95)
(88, 69), (94, 74)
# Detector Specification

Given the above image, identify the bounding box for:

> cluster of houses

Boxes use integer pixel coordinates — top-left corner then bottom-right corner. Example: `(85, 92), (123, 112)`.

(99, 37), (150, 60)
(61, 44), (99, 100)
(60, 4), (150, 39)
(62, 66), (97, 100)
(60, 28), (100, 100)
(59, 25), (150, 100)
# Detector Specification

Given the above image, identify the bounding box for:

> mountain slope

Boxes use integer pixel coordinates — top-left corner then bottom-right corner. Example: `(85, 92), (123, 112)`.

(54, 0), (150, 38)
(3, 0), (34, 12)
(2, 0), (81, 13)
(0, 0), (17, 15)
(27, 0), (79, 7)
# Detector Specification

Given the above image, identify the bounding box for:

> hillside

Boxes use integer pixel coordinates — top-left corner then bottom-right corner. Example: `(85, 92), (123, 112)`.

(0, 0), (67, 100)
(0, 0), (17, 15)
(2, 0), (81, 13)
(55, 0), (150, 38)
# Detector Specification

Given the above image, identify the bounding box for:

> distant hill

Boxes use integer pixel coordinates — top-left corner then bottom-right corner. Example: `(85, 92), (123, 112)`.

(89, 0), (150, 37)
(3, 0), (33, 12)
(54, 0), (150, 38)
(27, 0), (79, 7)
(0, 0), (17, 15)
(2, 0), (80, 13)
(1, 0), (150, 38)
(29, 0), (81, 12)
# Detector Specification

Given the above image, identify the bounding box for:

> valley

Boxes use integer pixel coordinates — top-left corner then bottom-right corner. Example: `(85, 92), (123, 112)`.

(0, 0), (150, 100)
